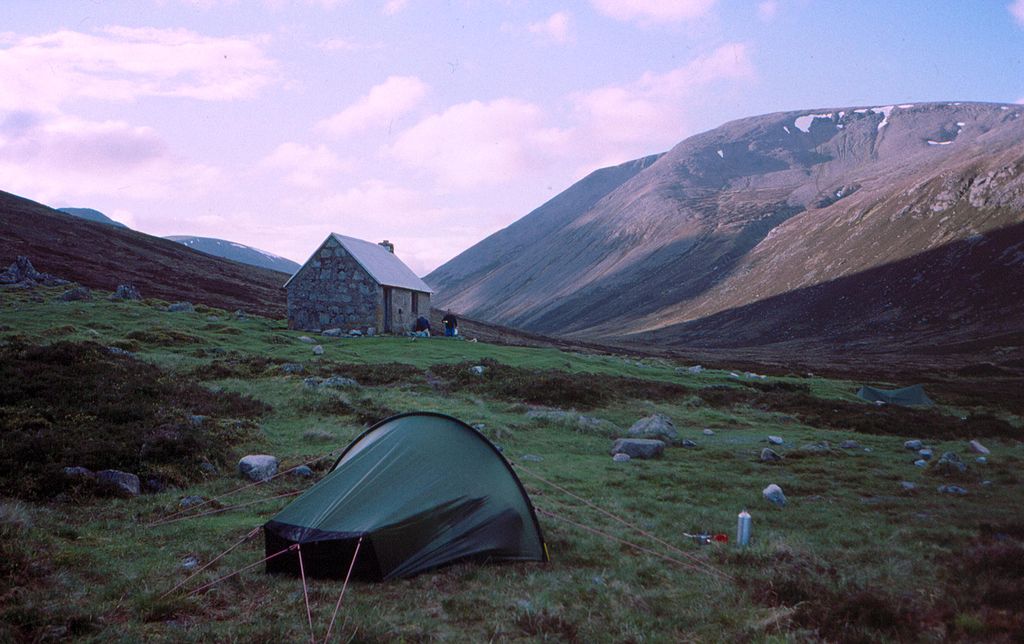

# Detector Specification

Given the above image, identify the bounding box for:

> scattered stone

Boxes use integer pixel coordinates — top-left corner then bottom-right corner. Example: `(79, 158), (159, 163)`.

(982, 480), (993, 487)
(800, 441), (831, 454)
(900, 481), (917, 491)
(291, 465), (314, 478)
(348, 329), (363, 337)
(167, 301), (195, 313)
(627, 414), (678, 440)
(610, 438), (665, 460)
(96, 469), (141, 496)
(680, 439), (697, 448)
(526, 409), (620, 435)
(181, 556), (200, 571)
(914, 459), (927, 468)
(63, 466), (94, 478)
(703, 428), (715, 436)
(976, 456), (988, 464)
(612, 453), (631, 462)
(839, 440), (860, 449)
(0, 256), (69, 287)
(676, 365), (703, 374)
(937, 485), (968, 495)
(199, 462), (218, 475)
(760, 448), (782, 462)
(179, 495), (205, 508)
(59, 286), (92, 301)
(322, 376), (359, 388)
(233, 309), (247, 320)
(472, 423), (486, 431)
(521, 454), (544, 462)
(280, 363), (304, 374)
(904, 439), (923, 451)
(863, 447), (873, 453)
(322, 328), (343, 337)
(107, 346), (134, 357)
(238, 455), (279, 482)
(767, 435), (784, 445)
(918, 448), (933, 460)
(312, 345), (324, 355)
(763, 484), (787, 507)
(469, 365), (486, 376)
(110, 283), (142, 301)
(936, 452), (967, 473)
(298, 336), (316, 343)
(206, 315), (221, 322)
(968, 440), (990, 455)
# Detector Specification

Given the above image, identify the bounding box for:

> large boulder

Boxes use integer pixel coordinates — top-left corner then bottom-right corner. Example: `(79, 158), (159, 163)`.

(627, 414), (678, 440)
(760, 448), (782, 462)
(109, 283), (142, 301)
(167, 301), (195, 313)
(763, 483), (787, 507)
(610, 438), (665, 459)
(238, 455), (279, 481)
(59, 286), (92, 301)
(96, 469), (141, 496)
(968, 440), (990, 455)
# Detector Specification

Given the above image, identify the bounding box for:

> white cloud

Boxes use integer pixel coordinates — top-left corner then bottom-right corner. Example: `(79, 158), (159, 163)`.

(590, 0), (716, 24)
(387, 98), (570, 189)
(260, 142), (351, 188)
(382, 0), (409, 16)
(757, 1), (779, 21)
(0, 26), (276, 112)
(319, 75), (428, 137)
(1011, 0), (1024, 26)
(0, 111), (219, 202)
(569, 42), (753, 164)
(529, 11), (574, 44)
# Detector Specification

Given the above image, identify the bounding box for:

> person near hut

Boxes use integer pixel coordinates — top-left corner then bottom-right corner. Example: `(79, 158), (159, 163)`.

(442, 311), (458, 337)
(412, 315), (431, 337)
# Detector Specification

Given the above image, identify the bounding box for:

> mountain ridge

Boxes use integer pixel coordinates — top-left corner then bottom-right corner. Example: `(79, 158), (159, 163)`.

(165, 235), (301, 274)
(0, 191), (288, 317)
(426, 101), (1024, 359)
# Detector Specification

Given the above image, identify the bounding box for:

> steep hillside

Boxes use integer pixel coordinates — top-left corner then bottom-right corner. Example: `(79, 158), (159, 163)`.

(0, 191), (288, 317)
(166, 236), (301, 274)
(427, 102), (1024, 356)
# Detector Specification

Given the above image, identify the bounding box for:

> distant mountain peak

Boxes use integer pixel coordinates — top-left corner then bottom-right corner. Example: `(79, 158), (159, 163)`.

(165, 235), (301, 274)
(57, 207), (128, 229)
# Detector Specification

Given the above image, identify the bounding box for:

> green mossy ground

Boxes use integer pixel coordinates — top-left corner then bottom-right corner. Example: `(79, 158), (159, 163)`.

(1, 286), (1022, 641)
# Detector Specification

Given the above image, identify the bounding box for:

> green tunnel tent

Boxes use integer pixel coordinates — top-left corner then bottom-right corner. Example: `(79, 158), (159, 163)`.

(264, 412), (548, 581)
(856, 384), (934, 407)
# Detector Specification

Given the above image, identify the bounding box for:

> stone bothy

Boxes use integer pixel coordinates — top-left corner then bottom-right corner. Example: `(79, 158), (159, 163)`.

(285, 233), (432, 334)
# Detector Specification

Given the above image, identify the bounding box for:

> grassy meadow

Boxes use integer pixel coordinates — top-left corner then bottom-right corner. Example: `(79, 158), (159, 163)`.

(1, 286), (1022, 642)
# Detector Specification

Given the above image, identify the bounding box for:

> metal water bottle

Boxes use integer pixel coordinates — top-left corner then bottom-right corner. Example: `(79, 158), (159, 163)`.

(737, 510), (751, 546)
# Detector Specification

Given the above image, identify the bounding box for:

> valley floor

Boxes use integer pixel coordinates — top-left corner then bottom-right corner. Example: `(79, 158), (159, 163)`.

(1, 286), (1022, 641)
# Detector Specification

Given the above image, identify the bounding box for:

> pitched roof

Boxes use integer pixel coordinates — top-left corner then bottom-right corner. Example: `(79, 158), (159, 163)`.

(285, 233), (433, 293)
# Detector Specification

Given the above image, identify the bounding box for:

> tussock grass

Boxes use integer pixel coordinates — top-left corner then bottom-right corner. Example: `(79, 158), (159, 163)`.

(0, 292), (1021, 639)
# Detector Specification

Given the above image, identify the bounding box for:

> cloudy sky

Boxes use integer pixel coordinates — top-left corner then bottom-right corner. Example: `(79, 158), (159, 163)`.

(3, 1), (1023, 275)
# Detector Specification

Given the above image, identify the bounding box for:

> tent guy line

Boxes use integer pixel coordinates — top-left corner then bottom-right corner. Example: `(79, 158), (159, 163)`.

(513, 461), (732, 581)
(144, 448), (343, 528)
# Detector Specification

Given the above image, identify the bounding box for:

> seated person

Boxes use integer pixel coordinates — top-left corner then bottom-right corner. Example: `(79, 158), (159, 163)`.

(412, 315), (431, 336)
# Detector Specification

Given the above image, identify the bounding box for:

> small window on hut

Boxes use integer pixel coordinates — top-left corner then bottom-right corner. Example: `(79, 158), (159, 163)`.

(412, 294), (419, 315)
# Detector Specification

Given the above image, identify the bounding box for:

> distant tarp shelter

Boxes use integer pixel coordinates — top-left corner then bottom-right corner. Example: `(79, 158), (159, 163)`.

(856, 384), (934, 407)
(264, 412), (548, 581)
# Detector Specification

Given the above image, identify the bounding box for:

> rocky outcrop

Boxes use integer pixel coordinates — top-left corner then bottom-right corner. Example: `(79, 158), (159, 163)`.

(0, 256), (69, 288)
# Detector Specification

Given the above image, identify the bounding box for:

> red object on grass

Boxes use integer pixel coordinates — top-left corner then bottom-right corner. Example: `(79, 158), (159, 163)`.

(712, 533), (729, 543)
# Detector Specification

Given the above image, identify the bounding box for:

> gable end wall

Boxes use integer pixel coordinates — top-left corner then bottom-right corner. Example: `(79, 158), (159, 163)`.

(286, 237), (382, 332)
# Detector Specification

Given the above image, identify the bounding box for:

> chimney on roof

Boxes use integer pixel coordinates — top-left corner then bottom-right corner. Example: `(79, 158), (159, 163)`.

(379, 240), (394, 254)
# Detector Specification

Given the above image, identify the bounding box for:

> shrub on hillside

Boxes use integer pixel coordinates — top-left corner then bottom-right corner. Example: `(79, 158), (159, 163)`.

(0, 341), (269, 499)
